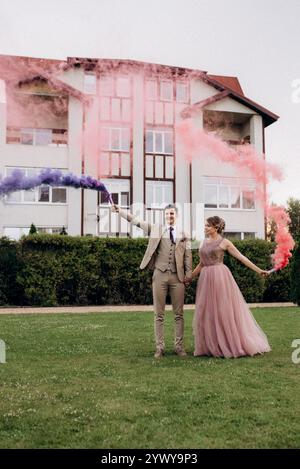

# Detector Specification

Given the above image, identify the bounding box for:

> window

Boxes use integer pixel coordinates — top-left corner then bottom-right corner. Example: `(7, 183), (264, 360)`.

(35, 128), (52, 146)
(38, 185), (50, 203)
(230, 187), (241, 209)
(224, 232), (242, 240)
(99, 179), (130, 207)
(98, 75), (131, 122)
(218, 186), (229, 208)
(99, 75), (114, 96)
(99, 74), (131, 98)
(145, 154), (174, 179)
(21, 128), (33, 145)
(204, 177), (256, 210)
(36, 227), (67, 234)
(98, 179), (131, 237)
(165, 157), (174, 179)
(146, 180), (173, 208)
(52, 188), (67, 203)
(84, 73), (97, 94)
(101, 127), (130, 152)
(242, 190), (255, 210)
(145, 129), (174, 154)
(116, 77), (130, 97)
(5, 168), (67, 204)
(176, 82), (189, 103)
(10, 127), (67, 147)
(145, 80), (157, 100)
(224, 232), (256, 240)
(244, 232), (256, 239)
(160, 81), (173, 101)
(204, 185), (218, 208)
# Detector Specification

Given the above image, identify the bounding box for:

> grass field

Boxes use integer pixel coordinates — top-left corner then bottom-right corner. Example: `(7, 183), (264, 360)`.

(0, 307), (300, 449)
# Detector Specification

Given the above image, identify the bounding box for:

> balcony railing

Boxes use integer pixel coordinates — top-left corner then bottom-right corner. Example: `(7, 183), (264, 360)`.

(6, 127), (68, 147)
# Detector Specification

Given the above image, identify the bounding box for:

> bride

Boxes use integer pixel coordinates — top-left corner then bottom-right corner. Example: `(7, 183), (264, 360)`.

(186, 216), (271, 358)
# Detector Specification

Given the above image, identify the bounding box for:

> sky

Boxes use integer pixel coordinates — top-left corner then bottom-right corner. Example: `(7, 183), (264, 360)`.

(0, 0), (299, 206)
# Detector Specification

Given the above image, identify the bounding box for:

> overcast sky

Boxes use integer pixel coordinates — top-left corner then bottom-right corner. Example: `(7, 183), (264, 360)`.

(0, 0), (299, 205)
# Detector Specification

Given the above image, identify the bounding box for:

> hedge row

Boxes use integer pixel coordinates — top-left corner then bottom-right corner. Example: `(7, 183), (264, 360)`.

(0, 235), (295, 307)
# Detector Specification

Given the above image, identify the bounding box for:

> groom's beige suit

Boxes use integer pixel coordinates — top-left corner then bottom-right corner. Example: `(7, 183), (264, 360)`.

(118, 208), (193, 352)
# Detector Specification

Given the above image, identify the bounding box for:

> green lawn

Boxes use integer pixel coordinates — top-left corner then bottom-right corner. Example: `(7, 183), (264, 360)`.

(0, 307), (300, 449)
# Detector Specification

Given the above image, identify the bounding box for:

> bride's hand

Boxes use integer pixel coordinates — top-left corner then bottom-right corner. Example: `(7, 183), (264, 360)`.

(258, 269), (270, 278)
(184, 276), (192, 286)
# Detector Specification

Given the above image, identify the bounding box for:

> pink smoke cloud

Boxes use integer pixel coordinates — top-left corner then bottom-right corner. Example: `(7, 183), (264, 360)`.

(176, 119), (295, 270)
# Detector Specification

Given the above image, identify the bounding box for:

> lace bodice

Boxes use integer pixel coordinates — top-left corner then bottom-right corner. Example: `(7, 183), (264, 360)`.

(199, 237), (225, 266)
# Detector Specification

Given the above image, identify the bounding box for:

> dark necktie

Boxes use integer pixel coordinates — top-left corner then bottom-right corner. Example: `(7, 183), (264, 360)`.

(169, 226), (175, 244)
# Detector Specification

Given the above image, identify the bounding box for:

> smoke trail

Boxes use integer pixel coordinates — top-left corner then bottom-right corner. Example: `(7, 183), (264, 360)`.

(266, 205), (295, 270)
(177, 119), (295, 270)
(0, 168), (113, 203)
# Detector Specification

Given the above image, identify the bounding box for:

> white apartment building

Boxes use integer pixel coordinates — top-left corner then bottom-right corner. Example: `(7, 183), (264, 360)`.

(0, 55), (278, 241)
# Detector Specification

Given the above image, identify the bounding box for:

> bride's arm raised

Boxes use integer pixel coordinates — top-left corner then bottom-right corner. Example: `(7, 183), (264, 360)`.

(222, 239), (269, 277)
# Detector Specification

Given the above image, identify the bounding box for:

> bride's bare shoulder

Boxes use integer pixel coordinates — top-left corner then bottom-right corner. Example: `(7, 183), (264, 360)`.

(220, 237), (230, 250)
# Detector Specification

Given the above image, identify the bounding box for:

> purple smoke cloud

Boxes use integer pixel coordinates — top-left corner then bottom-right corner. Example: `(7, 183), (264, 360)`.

(0, 168), (113, 203)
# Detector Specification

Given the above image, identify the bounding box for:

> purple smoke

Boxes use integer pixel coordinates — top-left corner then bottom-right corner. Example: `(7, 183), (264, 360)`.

(0, 168), (113, 203)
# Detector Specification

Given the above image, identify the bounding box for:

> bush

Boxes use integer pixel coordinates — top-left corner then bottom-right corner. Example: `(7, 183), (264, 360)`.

(29, 223), (37, 235)
(291, 241), (300, 306)
(0, 235), (294, 306)
(0, 237), (23, 306)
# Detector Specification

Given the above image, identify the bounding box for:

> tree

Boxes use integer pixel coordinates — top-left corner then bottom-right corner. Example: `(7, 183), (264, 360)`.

(29, 223), (37, 235)
(287, 197), (300, 241)
(266, 217), (277, 242)
(60, 226), (68, 235)
(266, 202), (277, 241)
(291, 242), (300, 306)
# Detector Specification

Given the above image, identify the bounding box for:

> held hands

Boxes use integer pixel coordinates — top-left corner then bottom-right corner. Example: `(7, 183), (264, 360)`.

(184, 276), (192, 287)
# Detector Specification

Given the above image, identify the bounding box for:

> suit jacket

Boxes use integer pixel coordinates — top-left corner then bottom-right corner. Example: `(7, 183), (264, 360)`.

(118, 208), (193, 283)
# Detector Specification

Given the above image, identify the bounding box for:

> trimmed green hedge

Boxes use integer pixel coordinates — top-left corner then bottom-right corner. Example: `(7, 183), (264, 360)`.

(291, 241), (300, 306)
(0, 235), (294, 306)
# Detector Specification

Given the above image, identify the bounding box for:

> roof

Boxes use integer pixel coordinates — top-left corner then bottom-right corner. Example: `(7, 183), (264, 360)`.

(0, 54), (279, 126)
(207, 75), (244, 95)
(0, 54), (87, 102)
(68, 57), (278, 127)
(201, 74), (279, 127)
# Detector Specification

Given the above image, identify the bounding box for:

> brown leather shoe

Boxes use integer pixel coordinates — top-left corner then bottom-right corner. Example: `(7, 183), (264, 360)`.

(154, 349), (164, 359)
(175, 349), (187, 357)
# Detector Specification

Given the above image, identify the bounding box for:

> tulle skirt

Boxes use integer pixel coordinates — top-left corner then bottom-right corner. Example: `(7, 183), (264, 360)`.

(193, 264), (271, 358)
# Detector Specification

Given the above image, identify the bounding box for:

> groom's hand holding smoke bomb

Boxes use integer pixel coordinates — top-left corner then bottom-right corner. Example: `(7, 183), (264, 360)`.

(111, 204), (119, 213)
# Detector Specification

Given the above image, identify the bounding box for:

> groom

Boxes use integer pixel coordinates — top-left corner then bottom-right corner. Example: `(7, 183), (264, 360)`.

(112, 203), (192, 358)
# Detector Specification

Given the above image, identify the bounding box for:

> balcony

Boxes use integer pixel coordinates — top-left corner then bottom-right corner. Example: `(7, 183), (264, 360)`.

(6, 127), (68, 146)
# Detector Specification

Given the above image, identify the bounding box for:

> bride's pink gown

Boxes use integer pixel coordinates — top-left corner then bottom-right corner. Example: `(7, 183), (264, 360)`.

(193, 237), (271, 358)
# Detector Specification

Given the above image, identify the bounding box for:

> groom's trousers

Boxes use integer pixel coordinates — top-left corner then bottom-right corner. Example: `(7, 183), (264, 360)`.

(152, 268), (185, 352)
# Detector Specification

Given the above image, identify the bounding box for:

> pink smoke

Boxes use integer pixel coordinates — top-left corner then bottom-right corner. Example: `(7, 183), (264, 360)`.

(266, 206), (295, 270)
(177, 119), (295, 270)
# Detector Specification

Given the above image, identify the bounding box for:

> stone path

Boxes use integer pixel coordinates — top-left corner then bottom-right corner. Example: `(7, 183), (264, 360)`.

(0, 303), (296, 314)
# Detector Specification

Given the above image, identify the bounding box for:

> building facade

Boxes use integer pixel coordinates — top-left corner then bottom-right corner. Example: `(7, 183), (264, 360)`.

(0, 56), (278, 241)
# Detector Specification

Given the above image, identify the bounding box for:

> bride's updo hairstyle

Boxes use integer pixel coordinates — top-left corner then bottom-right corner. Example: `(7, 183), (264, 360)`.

(207, 216), (226, 235)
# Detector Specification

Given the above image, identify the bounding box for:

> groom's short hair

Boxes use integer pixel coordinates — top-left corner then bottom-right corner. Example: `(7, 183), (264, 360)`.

(164, 204), (178, 214)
